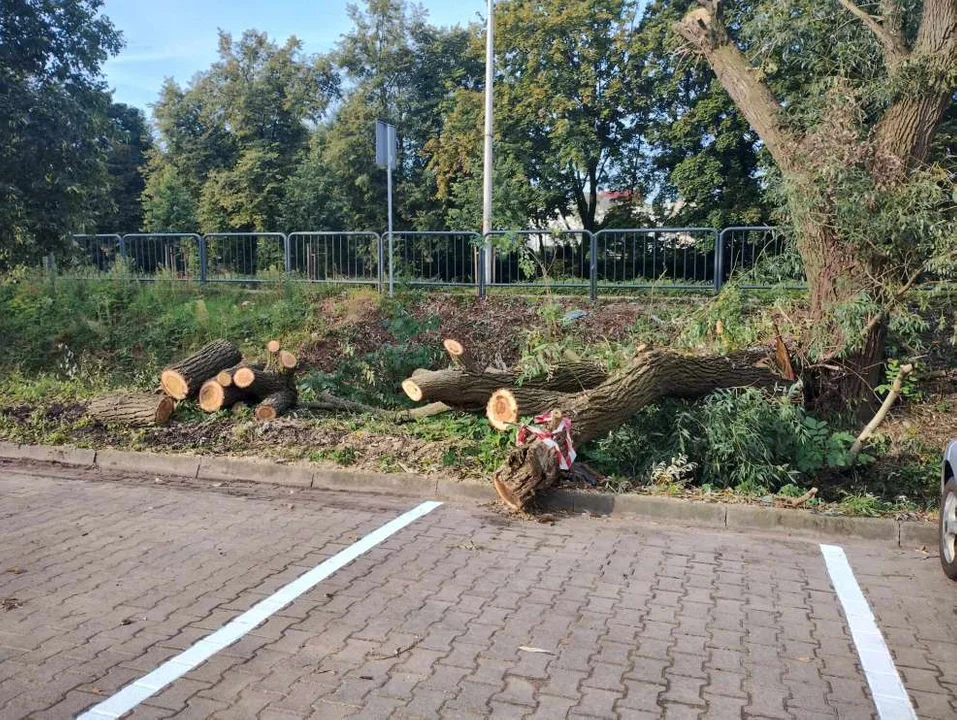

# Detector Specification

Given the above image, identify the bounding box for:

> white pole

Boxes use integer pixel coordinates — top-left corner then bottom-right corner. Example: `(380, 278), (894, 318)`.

(481, 0), (494, 288)
(387, 126), (394, 297)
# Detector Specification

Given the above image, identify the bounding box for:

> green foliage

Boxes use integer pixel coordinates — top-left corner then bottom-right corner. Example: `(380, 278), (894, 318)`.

(0, 0), (122, 266)
(680, 285), (764, 351)
(0, 273), (319, 383)
(299, 306), (440, 407)
(584, 387), (868, 495)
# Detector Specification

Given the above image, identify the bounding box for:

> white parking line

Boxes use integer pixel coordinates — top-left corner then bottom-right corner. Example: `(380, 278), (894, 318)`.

(820, 544), (917, 720)
(77, 500), (443, 720)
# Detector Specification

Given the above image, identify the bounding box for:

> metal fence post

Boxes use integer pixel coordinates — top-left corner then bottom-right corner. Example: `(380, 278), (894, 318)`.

(478, 242), (486, 299)
(119, 235), (127, 262)
(282, 233), (291, 275)
(199, 235), (208, 283)
(589, 231), (598, 302)
(377, 232), (385, 293)
(715, 228), (725, 292)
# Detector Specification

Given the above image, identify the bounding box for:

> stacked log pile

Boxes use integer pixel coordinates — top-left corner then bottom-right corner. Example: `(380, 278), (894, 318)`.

(87, 339), (299, 428)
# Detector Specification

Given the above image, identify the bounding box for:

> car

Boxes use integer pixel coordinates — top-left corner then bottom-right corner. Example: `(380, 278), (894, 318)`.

(941, 440), (957, 579)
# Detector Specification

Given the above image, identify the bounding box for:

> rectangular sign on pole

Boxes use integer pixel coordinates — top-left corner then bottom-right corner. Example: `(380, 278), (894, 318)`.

(375, 120), (397, 170)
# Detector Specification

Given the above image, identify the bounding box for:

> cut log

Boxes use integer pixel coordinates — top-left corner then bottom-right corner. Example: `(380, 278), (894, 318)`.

(266, 340), (281, 353)
(443, 338), (481, 373)
(234, 368), (293, 398)
(492, 347), (789, 511)
(198, 380), (248, 412)
(216, 361), (263, 388)
(401, 362), (609, 406)
(255, 389), (298, 421)
(279, 350), (298, 371)
(88, 393), (175, 427)
(160, 339), (242, 400)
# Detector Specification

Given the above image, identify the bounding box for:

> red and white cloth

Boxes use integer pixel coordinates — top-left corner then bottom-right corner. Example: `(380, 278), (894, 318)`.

(516, 412), (576, 470)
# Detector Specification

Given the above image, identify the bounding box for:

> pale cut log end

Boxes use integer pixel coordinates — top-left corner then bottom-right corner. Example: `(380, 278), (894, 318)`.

(255, 405), (278, 421)
(155, 397), (175, 425)
(198, 381), (225, 412)
(279, 350), (298, 370)
(443, 338), (465, 358)
(402, 379), (423, 402)
(493, 476), (523, 512)
(216, 370), (233, 387)
(266, 340), (281, 353)
(234, 367), (256, 389)
(160, 370), (189, 400)
(487, 389), (519, 432)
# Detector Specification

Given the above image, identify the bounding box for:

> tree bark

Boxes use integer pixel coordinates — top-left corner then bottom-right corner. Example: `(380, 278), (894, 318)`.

(401, 362), (609, 406)
(255, 389), (298, 421)
(233, 368), (293, 398)
(88, 393), (175, 427)
(492, 346), (788, 511)
(160, 340), (242, 400)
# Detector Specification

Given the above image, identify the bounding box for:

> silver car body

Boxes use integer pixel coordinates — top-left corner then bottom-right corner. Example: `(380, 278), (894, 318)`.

(944, 439), (957, 492)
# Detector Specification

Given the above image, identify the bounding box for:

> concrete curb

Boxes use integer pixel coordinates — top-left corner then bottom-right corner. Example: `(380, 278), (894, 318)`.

(0, 442), (937, 547)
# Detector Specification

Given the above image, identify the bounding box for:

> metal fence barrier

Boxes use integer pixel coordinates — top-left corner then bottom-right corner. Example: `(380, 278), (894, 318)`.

(57, 225), (866, 297)
(391, 231), (481, 287)
(122, 233), (203, 280)
(288, 232), (382, 287)
(594, 228), (718, 291)
(483, 230), (593, 292)
(203, 233), (287, 283)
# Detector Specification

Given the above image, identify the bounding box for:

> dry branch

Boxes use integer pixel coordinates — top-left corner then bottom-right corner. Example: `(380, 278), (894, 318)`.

(849, 362), (913, 462)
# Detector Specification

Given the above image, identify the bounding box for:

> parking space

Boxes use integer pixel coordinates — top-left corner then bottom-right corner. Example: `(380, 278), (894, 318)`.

(0, 463), (955, 719)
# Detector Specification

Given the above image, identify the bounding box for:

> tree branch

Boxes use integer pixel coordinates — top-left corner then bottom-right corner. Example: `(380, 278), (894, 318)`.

(836, 0), (909, 65)
(674, 2), (800, 174)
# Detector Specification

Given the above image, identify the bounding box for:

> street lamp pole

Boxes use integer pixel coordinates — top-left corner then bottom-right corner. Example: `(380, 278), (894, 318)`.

(481, 0), (494, 291)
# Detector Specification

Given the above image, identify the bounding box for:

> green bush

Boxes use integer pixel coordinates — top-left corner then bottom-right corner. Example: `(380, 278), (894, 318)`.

(584, 387), (864, 495)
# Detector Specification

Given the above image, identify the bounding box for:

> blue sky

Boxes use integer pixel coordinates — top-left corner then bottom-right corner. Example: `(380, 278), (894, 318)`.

(101, 0), (483, 112)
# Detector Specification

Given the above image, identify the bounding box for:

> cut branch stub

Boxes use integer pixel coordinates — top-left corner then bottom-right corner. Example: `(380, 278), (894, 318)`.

(217, 361), (263, 388)
(266, 340), (281, 354)
(443, 338), (481, 373)
(88, 393), (175, 427)
(279, 350), (298, 371)
(160, 339), (242, 400)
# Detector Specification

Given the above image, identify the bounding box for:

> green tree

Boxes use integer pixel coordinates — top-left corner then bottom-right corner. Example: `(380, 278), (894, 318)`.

(0, 0), (121, 265)
(428, 0), (647, 232)
(141, 157), (198, 232)
(95, 103), (153, 233)
(638, 1), (771, 227)
(147, 30), (338, 233)
(675, 0), (957, 401)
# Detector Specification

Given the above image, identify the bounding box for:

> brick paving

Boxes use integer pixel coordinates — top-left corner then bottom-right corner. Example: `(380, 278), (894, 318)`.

(0, 461), (955, 719)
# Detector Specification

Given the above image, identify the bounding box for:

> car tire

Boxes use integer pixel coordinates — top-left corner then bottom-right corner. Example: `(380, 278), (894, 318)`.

(940, 477), (957, 580)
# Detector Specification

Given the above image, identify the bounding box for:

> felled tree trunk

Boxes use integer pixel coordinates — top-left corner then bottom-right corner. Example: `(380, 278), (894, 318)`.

(198, 380), (248, 412)
(255, 389), (298, 421)
(160, 339), (242, 400)
(88, 393), (175, 427)
(233, 368), (293, 398)
(492, 347), (788, 511)
(402, 362), (609, 407)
